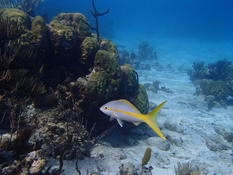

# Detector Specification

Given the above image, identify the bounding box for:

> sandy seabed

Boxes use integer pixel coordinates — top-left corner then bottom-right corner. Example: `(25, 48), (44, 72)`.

(61, 38), (233, 175)
(61, 66), (232, 175)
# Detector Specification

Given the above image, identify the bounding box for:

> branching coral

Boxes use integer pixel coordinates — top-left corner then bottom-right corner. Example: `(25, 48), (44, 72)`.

(188, 61), (208, 81)
(90, 0), (110, 45)
(207, 59), (233, 81)
(189, 59), (233, 81)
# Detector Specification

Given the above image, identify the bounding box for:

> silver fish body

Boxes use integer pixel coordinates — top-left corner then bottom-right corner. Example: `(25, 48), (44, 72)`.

(100, 100), (143, 123)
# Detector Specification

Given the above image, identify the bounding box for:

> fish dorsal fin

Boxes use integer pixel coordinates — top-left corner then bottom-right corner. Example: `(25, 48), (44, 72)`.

(117, 99), (141, 114)
(117, 119), (123, 127)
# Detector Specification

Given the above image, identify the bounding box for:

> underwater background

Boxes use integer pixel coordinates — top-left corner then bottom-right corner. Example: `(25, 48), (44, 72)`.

(0, 0), (233, 175)
(38, 0), (233, 67)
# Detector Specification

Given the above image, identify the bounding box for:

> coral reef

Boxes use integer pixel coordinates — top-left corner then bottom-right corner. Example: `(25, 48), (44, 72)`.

(116, 147), (153, 175)
(175, 162), (203, 175)
(120, 64), (139, 98)
(0, 0), (44, 16)
(130, 85), (149, 114)
(0, 6), (149, 174)
(28, 108), (91, 159)
(48, 13), (91, 68)
(117, 162), (153, 175)
(118, 42), (158, 70)
(144, 81), (173, 94)
(1, 150), (46, 175)
(0, 12), (53, 101)
(137, 41), (157, 61)
(188, 59), (233, 108)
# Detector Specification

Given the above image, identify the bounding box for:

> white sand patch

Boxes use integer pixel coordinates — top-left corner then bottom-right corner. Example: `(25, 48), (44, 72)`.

(61, 37), (233, 174)
(61, 66), (232, 175)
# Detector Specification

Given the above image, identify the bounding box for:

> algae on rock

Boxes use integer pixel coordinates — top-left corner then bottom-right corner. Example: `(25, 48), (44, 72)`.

(0, 10), (149, 168)
(131, 85), (149, 114)
(120, 64), (139, 98)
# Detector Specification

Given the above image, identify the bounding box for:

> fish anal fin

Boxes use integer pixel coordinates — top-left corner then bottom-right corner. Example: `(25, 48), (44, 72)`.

(117, 119), (123, 127)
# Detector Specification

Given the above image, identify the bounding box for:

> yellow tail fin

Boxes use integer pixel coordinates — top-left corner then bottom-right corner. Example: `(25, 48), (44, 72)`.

(145, 101), (167, 140)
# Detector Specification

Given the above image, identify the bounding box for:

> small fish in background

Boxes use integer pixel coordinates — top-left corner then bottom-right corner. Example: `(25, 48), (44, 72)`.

(100, 99), (167, 140)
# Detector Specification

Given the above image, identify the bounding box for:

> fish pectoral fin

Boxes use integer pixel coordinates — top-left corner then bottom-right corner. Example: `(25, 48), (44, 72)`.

(117, 119), (123, 127)
(111, 112), (118, 117)
(133, 122), (141, 126)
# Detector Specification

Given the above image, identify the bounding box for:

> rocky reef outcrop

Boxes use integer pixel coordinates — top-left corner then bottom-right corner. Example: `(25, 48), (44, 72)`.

(0, 8), (149, 174)
(188, 60), (233, 109)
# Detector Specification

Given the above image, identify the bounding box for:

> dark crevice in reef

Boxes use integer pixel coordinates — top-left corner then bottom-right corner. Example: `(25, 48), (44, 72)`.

(0, 6), (149, 174)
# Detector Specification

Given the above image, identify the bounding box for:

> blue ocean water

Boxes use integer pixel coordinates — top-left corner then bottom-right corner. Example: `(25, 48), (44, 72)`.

(40, 0), (233, 39)
(37, 2), (233, 174)
(39, 0), (233, 65)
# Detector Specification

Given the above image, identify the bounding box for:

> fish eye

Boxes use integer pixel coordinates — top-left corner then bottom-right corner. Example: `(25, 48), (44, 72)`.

(104, 106), (108, 110)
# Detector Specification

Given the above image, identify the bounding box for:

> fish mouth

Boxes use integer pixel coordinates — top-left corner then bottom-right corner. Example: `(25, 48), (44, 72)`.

(99, 106), (104, 113)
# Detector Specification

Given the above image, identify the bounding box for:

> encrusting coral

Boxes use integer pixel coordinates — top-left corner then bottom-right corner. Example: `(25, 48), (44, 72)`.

(120, 64), (139, 98)
(0, 9), (48, 99)
(0, 6), (149, 174)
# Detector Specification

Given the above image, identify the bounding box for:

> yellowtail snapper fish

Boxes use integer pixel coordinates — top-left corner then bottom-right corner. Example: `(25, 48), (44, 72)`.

(100, 99), (167, 140)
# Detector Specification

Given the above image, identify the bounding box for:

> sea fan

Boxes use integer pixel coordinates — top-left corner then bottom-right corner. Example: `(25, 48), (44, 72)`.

(18, 0), (44, 15)
(0, 0), (20, 8)
(0, 0), (44, 16)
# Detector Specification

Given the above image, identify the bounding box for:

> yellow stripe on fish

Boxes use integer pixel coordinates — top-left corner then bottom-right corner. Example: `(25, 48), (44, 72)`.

(107, 108), (145, 120)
